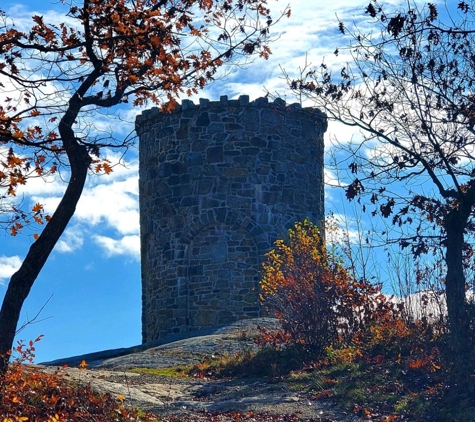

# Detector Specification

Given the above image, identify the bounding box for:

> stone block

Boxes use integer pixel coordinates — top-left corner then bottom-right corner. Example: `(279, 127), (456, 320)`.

(239, 95), (250, 105)
(208, 122), (225, 134)
(196, 112), (211, 127)
(171, 161), (187, 174)
(181, 99), (195, 109)
(224, 123), (244, 131)
(184, 152), (203, 166)
(199, 98), (210, 107)
(206, 146), (224, 163)
(195, 310), (218, 327)
(253, 97), (268, 106)
(273, 98), (286, 109)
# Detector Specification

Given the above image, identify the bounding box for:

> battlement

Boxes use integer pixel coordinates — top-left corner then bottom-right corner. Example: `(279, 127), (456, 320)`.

(136, 95), (326, 128)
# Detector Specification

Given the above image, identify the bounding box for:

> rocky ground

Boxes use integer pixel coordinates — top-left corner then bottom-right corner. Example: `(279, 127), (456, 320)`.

(39, 319), (364, 422)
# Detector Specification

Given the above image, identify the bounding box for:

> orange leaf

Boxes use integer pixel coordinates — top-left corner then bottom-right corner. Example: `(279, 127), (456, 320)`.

(32, 203), (43, 213)
(103, 163), (113, 174)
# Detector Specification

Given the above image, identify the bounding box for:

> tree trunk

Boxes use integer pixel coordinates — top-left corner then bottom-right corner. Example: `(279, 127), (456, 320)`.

(444, 207), (470, 365)
(0, 140), (91, 376)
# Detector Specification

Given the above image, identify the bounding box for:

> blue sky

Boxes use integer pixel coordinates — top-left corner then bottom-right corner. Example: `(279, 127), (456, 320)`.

(0, 0), (425, 363)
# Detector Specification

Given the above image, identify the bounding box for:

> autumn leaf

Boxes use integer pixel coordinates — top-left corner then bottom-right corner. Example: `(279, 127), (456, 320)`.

(102, 162), (113, 174)
(32, 203), (43, 213)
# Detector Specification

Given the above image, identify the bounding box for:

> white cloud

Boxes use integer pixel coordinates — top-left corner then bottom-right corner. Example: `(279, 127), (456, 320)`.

(324, 168), (346, 205)
(92, 234), (140, 260)
(326, 120), (366, 148)
(5, 4), (72, 26)
(324, 168), (346, 188)
(0, 255), (22, 284)
(326, 212), (364, 245)
(198, 0), (400, 102)
(74, 162), (139, 236)
(49, 161), (139, 258)
(55, 227), (84, 253)
(17, 174), (66, 199)
(10, 152), (140, 258)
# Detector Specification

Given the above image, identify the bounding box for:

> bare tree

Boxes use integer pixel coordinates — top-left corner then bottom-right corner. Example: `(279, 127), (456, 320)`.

(289, 0), (475, 361)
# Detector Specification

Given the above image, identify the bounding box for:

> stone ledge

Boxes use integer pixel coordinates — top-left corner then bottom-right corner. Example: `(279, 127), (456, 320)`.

(40, 317), (280, 368)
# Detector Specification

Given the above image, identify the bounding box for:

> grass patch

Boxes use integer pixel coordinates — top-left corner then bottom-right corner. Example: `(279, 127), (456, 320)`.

(129, 365), (192, 378)
(285, 358), (437, 419)
(185, 345), (312, 379)
(129, 345), (308, 380)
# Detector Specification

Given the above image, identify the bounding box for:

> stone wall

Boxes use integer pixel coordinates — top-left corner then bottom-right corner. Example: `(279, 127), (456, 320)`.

(136, 95), (327, 343)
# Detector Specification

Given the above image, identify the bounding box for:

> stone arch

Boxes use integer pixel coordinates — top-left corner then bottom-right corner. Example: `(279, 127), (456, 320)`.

(185, 222), (260, 330)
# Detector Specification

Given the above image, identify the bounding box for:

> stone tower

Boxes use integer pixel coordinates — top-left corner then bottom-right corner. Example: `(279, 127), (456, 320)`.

(136, 95), (327, 343)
